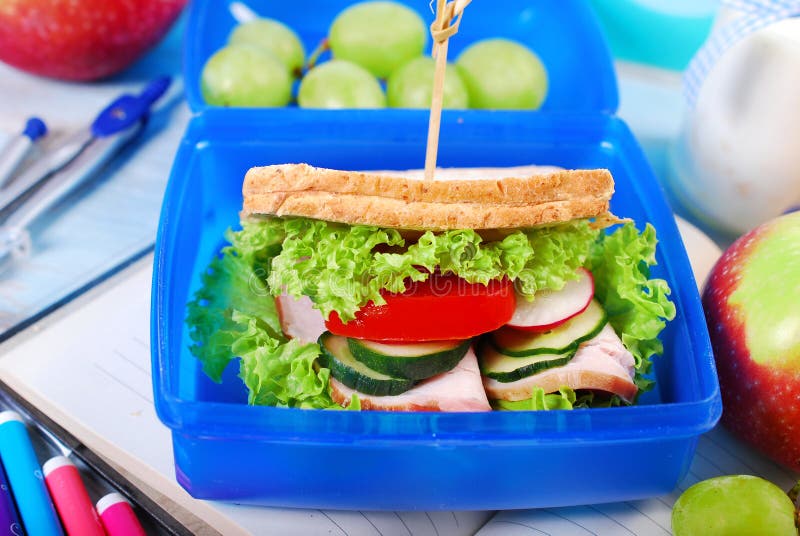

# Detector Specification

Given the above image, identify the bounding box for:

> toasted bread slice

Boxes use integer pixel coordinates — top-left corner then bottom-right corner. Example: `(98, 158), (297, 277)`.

(242, 164), (613, 230)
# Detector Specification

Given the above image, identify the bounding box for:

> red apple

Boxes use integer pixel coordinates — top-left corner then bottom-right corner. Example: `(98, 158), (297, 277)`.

(0, 0), (186, 81)
(703, 211), (800, 471)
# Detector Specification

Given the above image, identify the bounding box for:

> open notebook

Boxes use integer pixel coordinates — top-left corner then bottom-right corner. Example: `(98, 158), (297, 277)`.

(0, 251), (796, 535)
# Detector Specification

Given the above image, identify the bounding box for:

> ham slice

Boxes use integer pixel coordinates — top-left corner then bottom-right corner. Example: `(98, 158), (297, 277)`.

(330, 347), (492, 412)
(483, 324), (638, 403)
(276, 294), (327, 343)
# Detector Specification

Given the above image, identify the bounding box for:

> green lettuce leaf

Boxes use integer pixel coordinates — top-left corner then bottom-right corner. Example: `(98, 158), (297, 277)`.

(267, 217), (599, 321)
(493, 388), (624, 410)
(515, 222), (600, 297)
(233, 311), (336, 408)
(185, 218), (340, 409)
(185, 220), (284, 381)
(267, 218), (409, 322)
(492, 387), (578, 410)
(586, 222), (676, 393)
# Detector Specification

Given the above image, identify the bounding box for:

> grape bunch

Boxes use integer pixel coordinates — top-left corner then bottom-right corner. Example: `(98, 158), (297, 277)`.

(200, 1), (549, 110)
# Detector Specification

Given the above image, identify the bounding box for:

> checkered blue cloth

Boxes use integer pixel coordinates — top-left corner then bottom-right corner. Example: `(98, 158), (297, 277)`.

(684, 0), (800, 107)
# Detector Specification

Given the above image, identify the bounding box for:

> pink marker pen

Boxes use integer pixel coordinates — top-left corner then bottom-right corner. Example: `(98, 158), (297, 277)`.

(42, 456), (104, 536)
(96, 493), (146, 536)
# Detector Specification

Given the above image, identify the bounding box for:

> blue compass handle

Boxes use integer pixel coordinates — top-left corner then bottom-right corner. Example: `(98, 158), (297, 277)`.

(90, 76), (172, 138)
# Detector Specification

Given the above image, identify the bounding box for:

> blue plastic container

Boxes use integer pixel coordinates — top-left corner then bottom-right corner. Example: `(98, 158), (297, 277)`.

(152, 0), (721, 509)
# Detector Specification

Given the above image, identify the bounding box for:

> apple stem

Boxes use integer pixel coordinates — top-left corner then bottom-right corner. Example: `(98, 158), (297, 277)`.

(789, 480), (800, 530)
(306, 38), (330, 73)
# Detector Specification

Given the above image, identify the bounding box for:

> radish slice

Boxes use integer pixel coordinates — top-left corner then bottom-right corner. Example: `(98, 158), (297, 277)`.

(507, 268), (594, 332)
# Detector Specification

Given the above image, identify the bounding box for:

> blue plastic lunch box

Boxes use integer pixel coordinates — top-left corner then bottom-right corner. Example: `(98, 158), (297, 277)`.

(151, 0), (721, 509)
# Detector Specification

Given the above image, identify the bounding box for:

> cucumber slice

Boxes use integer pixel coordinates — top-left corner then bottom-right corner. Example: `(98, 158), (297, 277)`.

(478, 340), (574, 383)
(348, 338), (470, 380)
(318, 332), (416, 396)
(491, 300), (607, 357)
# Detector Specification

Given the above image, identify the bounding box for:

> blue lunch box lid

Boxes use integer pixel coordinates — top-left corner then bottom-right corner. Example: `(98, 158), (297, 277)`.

(183, 0), (620, 114)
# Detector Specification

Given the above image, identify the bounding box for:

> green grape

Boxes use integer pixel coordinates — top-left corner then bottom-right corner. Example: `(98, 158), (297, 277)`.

(387, 56), (469, 109)
(329, 1), (426, 79)
(298, 60), (386, 109)
(456, 38), (548, 110)
(201, 44), (292, 107)
(672, 475), (798, 536)
(228, 18), (306, 75)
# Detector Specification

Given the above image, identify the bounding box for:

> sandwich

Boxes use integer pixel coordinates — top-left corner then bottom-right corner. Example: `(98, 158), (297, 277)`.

(186, 163), (675, 411)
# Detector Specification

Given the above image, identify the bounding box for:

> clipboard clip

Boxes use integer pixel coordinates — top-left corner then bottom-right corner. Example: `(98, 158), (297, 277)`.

(0, 77), (171, 271)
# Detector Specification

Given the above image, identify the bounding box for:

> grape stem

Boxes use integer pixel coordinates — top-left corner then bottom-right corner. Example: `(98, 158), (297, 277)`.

(306, 38), (330, 72)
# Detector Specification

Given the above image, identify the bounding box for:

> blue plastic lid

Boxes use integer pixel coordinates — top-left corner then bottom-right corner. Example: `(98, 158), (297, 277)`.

(184, 0), (619, 114)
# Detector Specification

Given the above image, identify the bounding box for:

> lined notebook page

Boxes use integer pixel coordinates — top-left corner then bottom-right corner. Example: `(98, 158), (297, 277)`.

(0, 260), (490, 535)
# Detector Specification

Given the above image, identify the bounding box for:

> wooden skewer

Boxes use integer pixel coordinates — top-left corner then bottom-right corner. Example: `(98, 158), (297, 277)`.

(424, 0), (471, 181)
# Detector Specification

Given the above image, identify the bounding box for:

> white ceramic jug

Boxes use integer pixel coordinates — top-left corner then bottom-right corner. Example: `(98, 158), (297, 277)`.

(667, 8), (800, 237)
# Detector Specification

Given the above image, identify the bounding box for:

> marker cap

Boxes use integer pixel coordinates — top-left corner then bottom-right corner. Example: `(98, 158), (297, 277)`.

(0, 411), (23, 426)
(42, 455), (75, 477)
(96, 492), (131, 516)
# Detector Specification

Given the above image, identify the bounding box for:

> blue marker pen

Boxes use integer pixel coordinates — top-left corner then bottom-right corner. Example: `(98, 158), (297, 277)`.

(0, 117), (47, 189)
(0, 411), (62, 535)
(0, 459), (23, 536)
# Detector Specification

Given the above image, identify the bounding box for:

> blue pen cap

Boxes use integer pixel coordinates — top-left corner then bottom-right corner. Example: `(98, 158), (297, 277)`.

(22, 117), (47, 141)
(0, 411), (63, 536)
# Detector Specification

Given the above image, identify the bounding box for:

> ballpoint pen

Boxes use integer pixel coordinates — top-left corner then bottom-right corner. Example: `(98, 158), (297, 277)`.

(0, 76), (172, 272)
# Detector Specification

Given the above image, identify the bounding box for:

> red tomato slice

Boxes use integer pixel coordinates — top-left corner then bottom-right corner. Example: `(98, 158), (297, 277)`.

(325, 274), (516, 341)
